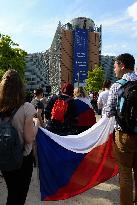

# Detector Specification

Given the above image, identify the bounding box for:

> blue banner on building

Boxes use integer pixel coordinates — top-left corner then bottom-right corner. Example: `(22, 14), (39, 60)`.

(73, 28), (88, 86)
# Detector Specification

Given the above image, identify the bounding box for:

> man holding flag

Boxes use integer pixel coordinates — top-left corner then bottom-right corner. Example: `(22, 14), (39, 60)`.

(36, 114), (118, 201)
(106, 53), (137, 205)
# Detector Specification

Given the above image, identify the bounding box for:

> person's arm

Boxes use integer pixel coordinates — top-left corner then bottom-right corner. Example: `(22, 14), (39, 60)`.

(106, 83), (120, 118)
(24, 116), (40, 144)
(36, 108), (43, 127)
(35, 101), (44, 127)
(97, 94), (103, 109)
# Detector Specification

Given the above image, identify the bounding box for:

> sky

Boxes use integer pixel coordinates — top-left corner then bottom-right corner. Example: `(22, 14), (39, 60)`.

(0, 0), (137, 66)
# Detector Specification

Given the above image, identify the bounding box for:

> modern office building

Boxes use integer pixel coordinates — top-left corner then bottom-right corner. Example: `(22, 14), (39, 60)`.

(49, 17), (102, 93)
(25, 50), (50, 94)
(101, 55), (116, 83)
(25, 17), (102, 94)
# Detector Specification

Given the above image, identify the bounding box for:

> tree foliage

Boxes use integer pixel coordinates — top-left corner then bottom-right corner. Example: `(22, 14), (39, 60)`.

(0, 33), (27, 79)
(85, 65), (105, 92)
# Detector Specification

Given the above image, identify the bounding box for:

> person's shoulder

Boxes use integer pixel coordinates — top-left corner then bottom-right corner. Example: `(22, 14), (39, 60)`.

(40, 97), (47, 103)
(98, 90), (106, 98)
(31, 98), (38, 104)
(110, 81), (121, 90)
(98, 90), (104, 96)
(102, 90), (109, 96)
(16, 102), (36, 116)
(32, 98), (41, 104)
(108, 82), (122, 96)
(24, 102), (35, 109)
(23, 102), (36, 116)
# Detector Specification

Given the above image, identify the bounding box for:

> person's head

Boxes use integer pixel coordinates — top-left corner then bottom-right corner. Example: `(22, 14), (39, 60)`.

(102, 80), (111, 90)
(114, 53), (135, 78)
(61, 83), (74, 97)
(74, 86), (87, 98)
(35, 88), (43, 98)
(0, 69), (25, 112)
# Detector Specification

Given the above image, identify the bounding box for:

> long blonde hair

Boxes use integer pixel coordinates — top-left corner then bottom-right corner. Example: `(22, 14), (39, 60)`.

(0, 69), (25, 113)
(74, 86), (87, 98)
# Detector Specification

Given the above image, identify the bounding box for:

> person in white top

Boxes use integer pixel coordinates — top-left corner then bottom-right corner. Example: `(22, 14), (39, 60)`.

(97, 80), (111, 117)
(89, 92), (93, 102)
(0, 69), (40, 205)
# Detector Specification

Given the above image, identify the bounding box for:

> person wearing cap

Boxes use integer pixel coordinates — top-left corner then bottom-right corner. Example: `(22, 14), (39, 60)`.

(45, 83), (77, 135)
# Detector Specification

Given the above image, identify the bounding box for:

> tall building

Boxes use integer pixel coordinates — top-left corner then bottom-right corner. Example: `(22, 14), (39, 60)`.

(49, 17), (102, 93)
(101, 55), (116, 83)
(25, 50), (50, 94)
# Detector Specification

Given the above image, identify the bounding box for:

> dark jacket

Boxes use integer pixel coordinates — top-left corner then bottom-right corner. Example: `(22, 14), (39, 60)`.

(45, 94), (77, 135)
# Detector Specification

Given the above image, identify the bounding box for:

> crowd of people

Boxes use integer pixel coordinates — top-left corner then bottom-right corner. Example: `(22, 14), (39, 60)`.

(0, 52), (137, 205)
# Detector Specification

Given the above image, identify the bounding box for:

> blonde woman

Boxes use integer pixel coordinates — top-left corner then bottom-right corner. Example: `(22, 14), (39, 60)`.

(0, 69), (40, 205)
(74, 87), (96, 134)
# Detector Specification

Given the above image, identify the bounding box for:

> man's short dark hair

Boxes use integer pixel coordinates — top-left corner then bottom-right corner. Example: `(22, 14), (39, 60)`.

(116, 53), (135, 70)
(35, 88), (43, 96)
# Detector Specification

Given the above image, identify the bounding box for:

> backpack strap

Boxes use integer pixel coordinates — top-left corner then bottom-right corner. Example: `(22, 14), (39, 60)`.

(0, 108), (19, 122)
(116, 79), (128, 86)
(4, 108), (19, 122)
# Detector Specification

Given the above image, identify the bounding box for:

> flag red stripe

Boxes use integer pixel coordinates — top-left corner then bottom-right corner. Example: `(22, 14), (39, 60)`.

(45, 133), (118, 201)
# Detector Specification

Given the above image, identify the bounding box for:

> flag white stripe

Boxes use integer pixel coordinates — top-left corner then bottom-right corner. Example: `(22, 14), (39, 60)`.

(40, 116), (115, 153)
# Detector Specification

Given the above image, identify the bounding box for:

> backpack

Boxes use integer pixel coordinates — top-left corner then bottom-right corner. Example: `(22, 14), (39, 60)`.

(0, 109), (23, 171)
(116, 79), (137, 133)
(51, 97), (70, 123)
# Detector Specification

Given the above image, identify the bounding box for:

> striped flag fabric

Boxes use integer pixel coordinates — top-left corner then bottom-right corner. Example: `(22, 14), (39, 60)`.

(36, 116), (118, 201)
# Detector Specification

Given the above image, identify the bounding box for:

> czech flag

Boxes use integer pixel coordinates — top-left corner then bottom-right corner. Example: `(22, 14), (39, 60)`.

(74, 98), (96, 127)
(36, 116), (118, 201)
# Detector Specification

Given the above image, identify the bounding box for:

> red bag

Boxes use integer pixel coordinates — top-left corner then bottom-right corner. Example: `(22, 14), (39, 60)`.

(51, 99), (69, 123)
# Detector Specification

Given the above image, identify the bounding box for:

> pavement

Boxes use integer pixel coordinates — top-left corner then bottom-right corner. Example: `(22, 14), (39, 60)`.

(0, 169), (120, 205)
(0, 115), (120, 204)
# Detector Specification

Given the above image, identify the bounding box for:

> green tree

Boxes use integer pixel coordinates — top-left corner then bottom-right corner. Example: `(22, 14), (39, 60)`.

(0, 33), (27, 79)
(85, 65), (105, 92)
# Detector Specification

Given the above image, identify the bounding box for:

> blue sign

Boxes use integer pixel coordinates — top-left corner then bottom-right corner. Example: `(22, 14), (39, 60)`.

(73, 28), (88, 85)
